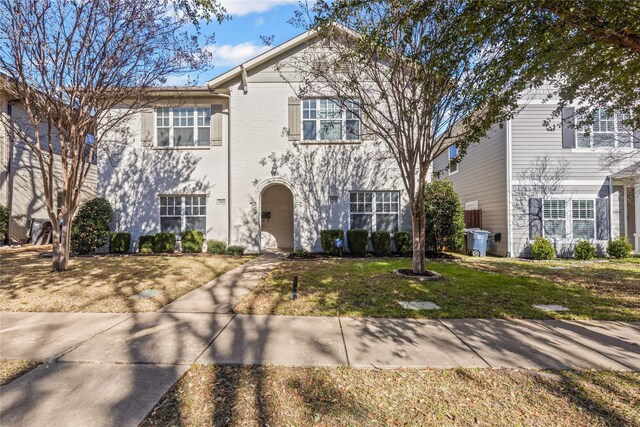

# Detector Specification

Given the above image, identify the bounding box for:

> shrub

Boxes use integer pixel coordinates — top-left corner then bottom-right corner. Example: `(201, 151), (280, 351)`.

(320, 229), (344, 256)
(292, 247), (313, 258)
(574, 239), (596, 260)
(607, 237), (632, 259)
(153, 232), (175, 253)
(530, 235), (555, 260)
(181, 230), (204, 253)
(109, 232), (131, 254)
(139, 235), (155, 254)
(71, 197), (113, 254)
(206, 239), (227, 254)
(394, 231), (412, 256)
(424, 180), (465, 253)
(226, 245), (245, 255)
(347, 229), (368, 255)
(0, 204), (8, 239)
(371, 231), (391, 256)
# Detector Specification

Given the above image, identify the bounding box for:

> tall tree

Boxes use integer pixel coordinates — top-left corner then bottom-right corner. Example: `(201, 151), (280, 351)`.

(291, 0), (539, 273)
(0, 0), (225, 271)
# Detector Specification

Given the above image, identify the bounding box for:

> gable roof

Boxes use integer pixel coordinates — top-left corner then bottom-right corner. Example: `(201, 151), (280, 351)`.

(206, 30), (317, 90)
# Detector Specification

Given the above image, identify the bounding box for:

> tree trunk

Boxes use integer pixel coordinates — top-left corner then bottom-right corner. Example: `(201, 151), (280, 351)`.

(51, 216), (71, 272)
(410, 194), (426, 274)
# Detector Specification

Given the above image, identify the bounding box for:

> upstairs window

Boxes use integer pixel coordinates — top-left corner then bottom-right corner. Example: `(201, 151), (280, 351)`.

(156, 107), (211, 147)
(349, 191), (399, 233)
(160, 195), (206, 235)
(577, 109), (634, 149)
(449, 145), (459, 174)
(303, 99), (360, 141)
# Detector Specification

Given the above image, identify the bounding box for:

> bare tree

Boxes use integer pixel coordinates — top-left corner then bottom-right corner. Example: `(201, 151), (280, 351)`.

(287, 1), (535, 273)
(0, 0), (224, 271)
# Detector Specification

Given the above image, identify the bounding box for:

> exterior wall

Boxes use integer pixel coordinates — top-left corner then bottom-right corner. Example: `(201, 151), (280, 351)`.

(0, 95), (8, 209)
(433, 124), (509, 256)
(98, 99), (229, 250)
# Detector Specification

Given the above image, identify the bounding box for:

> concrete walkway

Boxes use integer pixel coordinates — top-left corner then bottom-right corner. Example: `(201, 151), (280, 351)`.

(1, 253), (639, 426)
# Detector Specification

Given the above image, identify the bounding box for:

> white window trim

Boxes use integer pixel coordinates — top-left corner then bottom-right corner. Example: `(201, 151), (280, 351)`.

(158, 194), (207, 236)
(302, 99), (361, 142)
(155, 107), (211, 148)
(449, 145), (459, 175)
(349, 191), (400, 234)
(536, 197), (599, 242)
(573, 109), (635, 150)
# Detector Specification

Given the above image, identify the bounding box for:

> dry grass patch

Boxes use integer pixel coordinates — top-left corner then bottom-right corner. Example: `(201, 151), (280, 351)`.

(0, 359), (41, 385)
(0, 250), (250, 312)
(143, 365), (640, 426)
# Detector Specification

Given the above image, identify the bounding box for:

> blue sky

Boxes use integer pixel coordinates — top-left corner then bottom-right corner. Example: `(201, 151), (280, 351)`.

(165, 0), (307, 85)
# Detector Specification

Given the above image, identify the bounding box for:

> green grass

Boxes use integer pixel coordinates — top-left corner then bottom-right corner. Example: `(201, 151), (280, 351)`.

(234, 257), (640, 320)
(142, 365), (640, 427)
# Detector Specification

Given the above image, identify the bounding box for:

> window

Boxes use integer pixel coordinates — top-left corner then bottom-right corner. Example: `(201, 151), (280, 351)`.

(156, 107), (210, 147)
(543, 199), (566, 238)
(349, 191), (399, 233)
(160, 195), (206, 234)
(302, 99), (360, 141)
(449, 145), (459, 174)
(577, 109), (634, 149)
(572, 199), (595, 239)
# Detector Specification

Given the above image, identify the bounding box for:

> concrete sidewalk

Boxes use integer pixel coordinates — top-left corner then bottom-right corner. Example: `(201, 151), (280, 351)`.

(1, 250), (638, 426)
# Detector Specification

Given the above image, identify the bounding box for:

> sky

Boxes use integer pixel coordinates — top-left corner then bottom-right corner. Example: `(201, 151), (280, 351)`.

(164, 0), (307, 86)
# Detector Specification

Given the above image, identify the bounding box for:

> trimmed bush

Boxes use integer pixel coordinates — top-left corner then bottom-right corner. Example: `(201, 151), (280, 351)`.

(530, 235), (555, 260)
(181, 230), (204, 253)
(347, 229), (368, 255)
(109, 232), (131, 254)
(607, 237), (633, 259)
(574, 239), (596, 260)
(292, 247), (313, 258)
(139, 235), (154, 254)
(371, 231), (391, 256)
(320, 229), (344, 256)
(394, 231), (412, 256)
(0, 204), (8, 239)
(71, 197), (113, 254)
(226, 245), (245, 256)
(207, 239), (227, 254)
(425, 180), (465, 253)
(153, 232), (175, 253)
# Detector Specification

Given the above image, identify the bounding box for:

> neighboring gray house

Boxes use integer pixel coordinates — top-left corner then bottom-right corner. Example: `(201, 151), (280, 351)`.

(434, 90), (640, 257)
(99, 30), (408, 253)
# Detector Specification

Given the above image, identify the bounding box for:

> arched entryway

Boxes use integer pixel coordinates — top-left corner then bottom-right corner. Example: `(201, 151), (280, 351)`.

(260, 183), (294, 250)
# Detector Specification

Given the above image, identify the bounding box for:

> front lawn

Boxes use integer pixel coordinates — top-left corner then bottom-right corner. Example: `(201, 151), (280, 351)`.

(0, 359), (41, 385)
(142, 365), (640, 426)
(233, 257), (640, 320)
(0, 249), (250, 312)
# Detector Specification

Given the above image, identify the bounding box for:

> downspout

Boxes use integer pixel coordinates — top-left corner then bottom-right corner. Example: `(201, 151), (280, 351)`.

(505, 119), (514, 257)
(5, 102), (14, 243)
(608, 177), (614, 240)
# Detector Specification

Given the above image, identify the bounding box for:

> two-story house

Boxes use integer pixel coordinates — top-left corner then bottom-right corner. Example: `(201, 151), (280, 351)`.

(434, 90), (639, 257)
(98, 30), (408, 252)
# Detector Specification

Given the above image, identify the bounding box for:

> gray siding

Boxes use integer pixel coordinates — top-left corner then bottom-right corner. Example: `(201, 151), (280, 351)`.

(433, 124), (509, 255)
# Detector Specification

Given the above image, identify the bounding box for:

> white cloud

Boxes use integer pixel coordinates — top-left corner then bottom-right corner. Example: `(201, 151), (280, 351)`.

(255, 16), (265, 26)
(220, 0), (299, 16)
(162, 74), (197, 86)
(207, 42), (271, 68)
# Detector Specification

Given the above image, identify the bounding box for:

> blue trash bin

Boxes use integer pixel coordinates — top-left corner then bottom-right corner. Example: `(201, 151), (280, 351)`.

(466, 229), (490, 257)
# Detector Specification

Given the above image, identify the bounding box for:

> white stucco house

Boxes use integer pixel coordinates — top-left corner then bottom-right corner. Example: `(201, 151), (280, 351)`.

(98, 30), (409, 253)
(433, 89), (640, 257)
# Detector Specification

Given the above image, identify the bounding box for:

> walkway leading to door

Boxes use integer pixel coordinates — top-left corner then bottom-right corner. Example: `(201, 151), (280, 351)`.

(1, 253), (639, 426)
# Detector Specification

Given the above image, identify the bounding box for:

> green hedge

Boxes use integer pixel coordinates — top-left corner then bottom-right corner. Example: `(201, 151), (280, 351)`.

(207, 239), (227, 254)
(109, 232), (131, 254)
(530, 235), (555, 260)
(0, 204), (8, 239)
(71, 197), (113, 254)
(181, 230), (204, 253)
(394, 232), (412, 256)
(226, 245), (245, 255)
(139, 235), (155, 254)
(574, 239), (596, 260)
(320, 229), (344, 256)
(371, 231), (391, 256)
(347, 229), (368, 255)
(608, 237), (632, 259)
(153, 232), (175, 253)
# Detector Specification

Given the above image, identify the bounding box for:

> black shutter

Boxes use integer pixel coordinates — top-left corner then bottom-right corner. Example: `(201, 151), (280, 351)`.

(562, 107), (576, 149)
(596, 197), (610, 240)
(529, 198), (543, 239)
